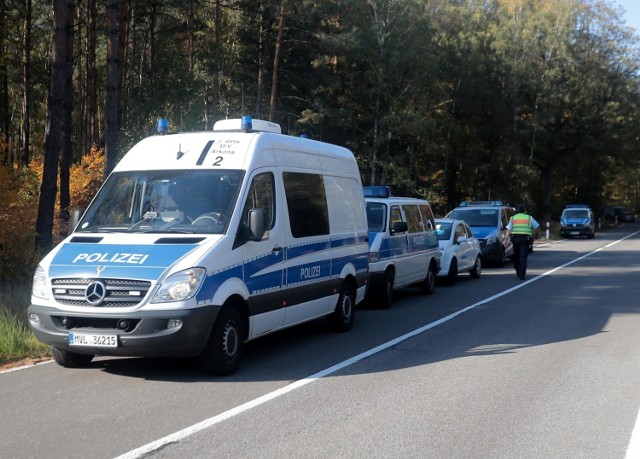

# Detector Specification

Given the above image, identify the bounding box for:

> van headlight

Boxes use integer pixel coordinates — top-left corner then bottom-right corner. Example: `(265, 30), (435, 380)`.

(152, 268), (206, 303)
(486, 236), (497, 245)
(32, 266), (49, 300)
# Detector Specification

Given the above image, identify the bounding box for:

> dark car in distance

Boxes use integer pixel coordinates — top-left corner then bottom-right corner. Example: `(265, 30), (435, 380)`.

(604, 206), (635, 223)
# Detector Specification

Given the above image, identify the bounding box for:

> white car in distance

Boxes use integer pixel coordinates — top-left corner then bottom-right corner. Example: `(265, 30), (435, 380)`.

(435, 218), (482, 285)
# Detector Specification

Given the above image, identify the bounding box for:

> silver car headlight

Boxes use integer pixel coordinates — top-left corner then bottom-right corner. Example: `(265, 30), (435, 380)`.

(152, 268), (206, 303)
(32, 265), (49, 300)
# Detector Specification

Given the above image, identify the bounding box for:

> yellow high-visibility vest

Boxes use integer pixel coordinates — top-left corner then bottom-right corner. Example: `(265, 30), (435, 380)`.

(511, 213), (533, 236)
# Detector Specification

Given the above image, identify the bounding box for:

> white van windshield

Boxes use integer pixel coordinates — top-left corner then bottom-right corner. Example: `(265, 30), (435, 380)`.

(76, 170), (243, 234)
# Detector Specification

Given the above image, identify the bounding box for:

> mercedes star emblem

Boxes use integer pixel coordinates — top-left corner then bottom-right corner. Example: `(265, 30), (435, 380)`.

(85, 281), (107, 305)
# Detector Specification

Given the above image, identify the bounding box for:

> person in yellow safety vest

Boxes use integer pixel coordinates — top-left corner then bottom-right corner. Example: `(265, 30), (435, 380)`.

(504, 203), (540, 280)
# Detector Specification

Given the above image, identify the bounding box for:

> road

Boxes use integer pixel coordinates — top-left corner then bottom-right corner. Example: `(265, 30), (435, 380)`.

(2, 223), (640, 459)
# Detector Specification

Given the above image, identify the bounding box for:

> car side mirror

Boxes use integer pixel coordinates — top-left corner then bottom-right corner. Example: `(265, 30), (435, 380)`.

(391, 221), (408, 234)
(456, 236), (467, 244)
(248, 208), (267, 241)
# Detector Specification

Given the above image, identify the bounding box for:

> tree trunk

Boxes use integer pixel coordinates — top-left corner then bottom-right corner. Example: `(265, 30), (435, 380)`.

(255, 0), (267, 118)
(104, 0), (119, 177)
(268, 1), (285, 122)
(20, 0), (32, 166)
(0, 0), (8, 165)
(59, 0), (74, 239)
(36, 0), (68, 253)
(85, 0), (97, 154)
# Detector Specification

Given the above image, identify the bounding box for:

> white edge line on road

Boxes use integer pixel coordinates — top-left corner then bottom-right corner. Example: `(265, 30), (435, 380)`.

(0, 359), (53, 374)
(13, 230), (629, 459)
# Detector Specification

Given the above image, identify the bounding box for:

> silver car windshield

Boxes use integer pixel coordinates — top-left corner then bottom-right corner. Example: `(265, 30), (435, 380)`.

(76, 169), (243, 234)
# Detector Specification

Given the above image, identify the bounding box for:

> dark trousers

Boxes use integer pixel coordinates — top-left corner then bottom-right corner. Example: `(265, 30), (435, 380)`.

(511, 234), (530, 279)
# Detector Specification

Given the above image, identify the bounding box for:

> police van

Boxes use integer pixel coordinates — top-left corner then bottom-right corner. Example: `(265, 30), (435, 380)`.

(364, 186), (440, 308)
(28, 117), (369, 375)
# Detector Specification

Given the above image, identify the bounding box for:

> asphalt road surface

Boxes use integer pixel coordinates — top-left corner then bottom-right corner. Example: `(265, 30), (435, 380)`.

(2, 223), (640, 459)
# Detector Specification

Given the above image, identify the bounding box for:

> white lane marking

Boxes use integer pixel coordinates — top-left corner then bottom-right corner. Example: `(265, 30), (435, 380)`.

(116, 230), (640, 459)
(0, 359), (52, 374)
(626, 407), (640, 459)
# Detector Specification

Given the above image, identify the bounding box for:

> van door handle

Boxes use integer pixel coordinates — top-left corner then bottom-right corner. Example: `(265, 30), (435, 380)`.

(272, 245), (283, 253)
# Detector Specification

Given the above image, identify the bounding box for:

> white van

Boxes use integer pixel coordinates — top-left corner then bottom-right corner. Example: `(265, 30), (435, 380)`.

(28, 117), (369, 375)
(364, 186), (440, 308)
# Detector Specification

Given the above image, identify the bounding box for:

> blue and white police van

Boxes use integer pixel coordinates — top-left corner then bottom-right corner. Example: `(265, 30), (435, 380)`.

(28, 117), (369, 375)
(364, 186), (440, 308)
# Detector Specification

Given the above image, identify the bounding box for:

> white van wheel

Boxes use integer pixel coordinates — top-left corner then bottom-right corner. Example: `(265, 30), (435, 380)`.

(379, 269), (394, 309)
(419, 263), (436, 295)
(329, 282), (355, 332)
(50, 346), (94, 368)
(200, 306), (244, 376)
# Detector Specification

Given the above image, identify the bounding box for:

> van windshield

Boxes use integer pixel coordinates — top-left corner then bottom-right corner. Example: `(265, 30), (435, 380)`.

(563, 209), (588, 219)
(366, 202), (387, 232)
(76, 169), (243, 234)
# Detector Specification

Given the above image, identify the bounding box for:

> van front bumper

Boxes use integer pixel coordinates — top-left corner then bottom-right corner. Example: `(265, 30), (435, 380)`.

(27, 304), (220, 358)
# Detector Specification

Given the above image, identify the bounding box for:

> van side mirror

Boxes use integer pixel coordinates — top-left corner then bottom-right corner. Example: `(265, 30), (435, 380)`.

(248, 208), (267, 241)
(71, 208), (83, 232)
(391, 221), (408, 234)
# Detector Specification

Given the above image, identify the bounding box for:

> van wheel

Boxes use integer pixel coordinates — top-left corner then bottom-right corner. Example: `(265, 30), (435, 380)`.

(379, 269), (394, 309)
(445, 258), (458, 285)
(470, 256), (482, 279)
(329, 282), (355, 332)
(419, 262), (436, 295)
(50, 347), (94, 368)
(200, 306), (244, 376)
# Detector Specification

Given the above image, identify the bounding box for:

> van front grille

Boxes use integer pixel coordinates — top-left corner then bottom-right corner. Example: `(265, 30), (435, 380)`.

(51, 278), (151, 307)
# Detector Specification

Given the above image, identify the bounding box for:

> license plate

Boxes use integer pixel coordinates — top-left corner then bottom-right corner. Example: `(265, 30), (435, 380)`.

(570, 231), (579, 235)
(69, 333), (117, 348)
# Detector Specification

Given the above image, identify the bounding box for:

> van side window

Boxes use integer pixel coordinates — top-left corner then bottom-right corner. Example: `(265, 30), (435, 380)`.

(390, 206), (403, 231)
(283, 172), (330, 238)
(242, 173), (275, 230)
(403, 205), (423, 233)
(419, 204), (435, 229)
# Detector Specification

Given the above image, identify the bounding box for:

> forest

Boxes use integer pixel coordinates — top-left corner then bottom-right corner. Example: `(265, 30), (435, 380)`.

(1, 0), (640, 283)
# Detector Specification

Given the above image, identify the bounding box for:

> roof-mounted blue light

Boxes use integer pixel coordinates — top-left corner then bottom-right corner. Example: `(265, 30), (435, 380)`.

(241, 115), (252, 131)
(363, 186), (391, 198)
(459, 200), (503, 207)
(157, 117), (168, 135)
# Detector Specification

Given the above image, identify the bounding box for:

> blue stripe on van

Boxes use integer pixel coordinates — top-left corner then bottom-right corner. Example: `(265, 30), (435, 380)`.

(195, 234), (368, 315)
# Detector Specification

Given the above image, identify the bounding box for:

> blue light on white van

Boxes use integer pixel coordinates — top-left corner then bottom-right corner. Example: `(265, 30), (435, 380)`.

(241, 115), (252, 131)
(363, 186), (391, 198)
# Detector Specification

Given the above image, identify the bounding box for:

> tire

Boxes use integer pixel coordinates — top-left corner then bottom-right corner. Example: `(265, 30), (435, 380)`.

(418, 261), (436, 295)
(199, 306), (245, 376)
(445, 257), (458, 285)
(470, 256), (482, 279)
(50, 346), (94, 368)
(379, 269), (394, 309)
(329, 281), (355, 332)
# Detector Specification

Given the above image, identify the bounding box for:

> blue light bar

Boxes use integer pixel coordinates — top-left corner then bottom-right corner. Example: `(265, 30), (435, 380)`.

(241, 115), (252, 131)
(363, 186), (391, 198)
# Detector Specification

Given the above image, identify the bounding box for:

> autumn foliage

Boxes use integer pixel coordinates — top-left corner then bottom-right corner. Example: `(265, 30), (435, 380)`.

(0, 147), (104, 282)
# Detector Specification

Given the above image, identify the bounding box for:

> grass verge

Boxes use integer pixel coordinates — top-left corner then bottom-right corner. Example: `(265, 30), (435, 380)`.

(0, 280), (50, 368)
